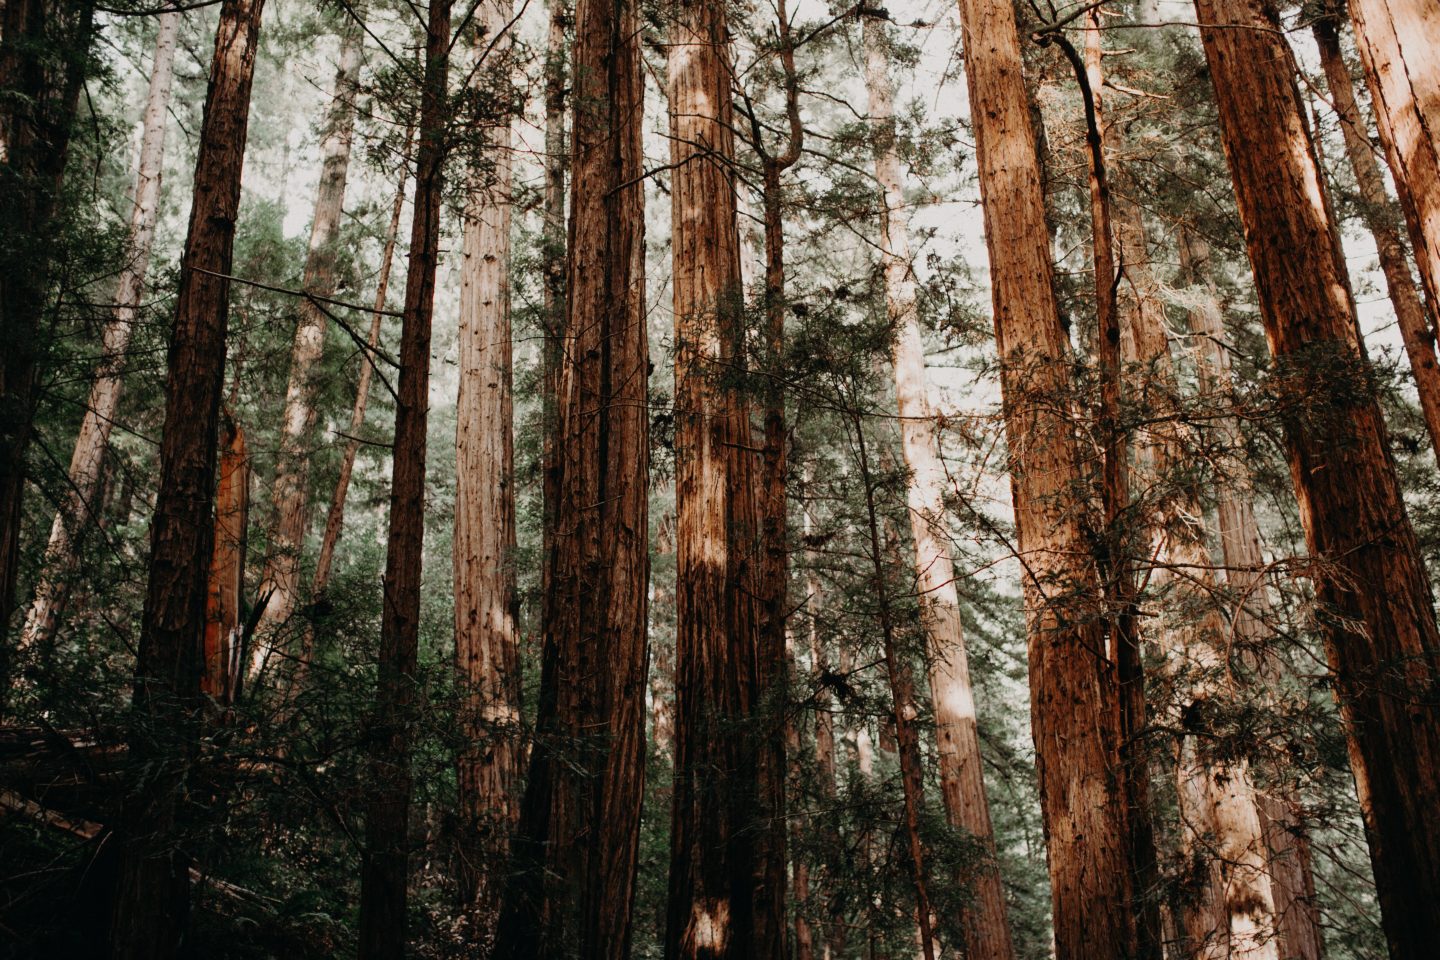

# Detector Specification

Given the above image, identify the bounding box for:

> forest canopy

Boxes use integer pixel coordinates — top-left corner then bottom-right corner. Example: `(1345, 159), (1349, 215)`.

(1, 0), (1439, 957)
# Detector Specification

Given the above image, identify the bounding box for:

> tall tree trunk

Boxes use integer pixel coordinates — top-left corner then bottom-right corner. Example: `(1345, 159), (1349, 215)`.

(357, 2), (450, 955)
(1114, 206), (1279, 960)
(1179, 228), (1326, 960)
(1346, 0), (1440, 333)
(492, 0), (649, 953)
(539, 0), (568, 605)
(953, 0), (1139, 955)
(107, 1), (266, 956)
(203, 411), (248, 706)
(0, 0), (95, 709)
(19, 8), (180, 661)
(861, 15), (1013, 960)
(1193, 0), (1440, 954)
(663, 0), (775, 955)
(453, 0), (520, 937)
(1312, 14), (1440, 465)
(250, 16), (364, 678)
(310, 128), (413, 603)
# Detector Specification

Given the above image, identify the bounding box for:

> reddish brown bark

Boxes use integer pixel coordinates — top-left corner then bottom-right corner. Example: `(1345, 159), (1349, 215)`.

(493, 0), (649, 953)
(1194, 0), (1440, 953)
(954, 0), (1140, 954)
(357, 2), (451, 956)
(107, 1), (266, 955)
(202, 414), (248, 706)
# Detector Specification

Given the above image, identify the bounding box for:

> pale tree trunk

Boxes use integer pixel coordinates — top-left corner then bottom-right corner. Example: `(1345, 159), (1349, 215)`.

(861, 15), (1013, 960)
(1179, 228), (1326, 960)
(664, 0), (773, 956)
(108, 1), (266, 955)
(250, 16), (364, 679)
(953, 0), (1140, 955)
(453, 0), (520, 937)
(19, 8), (179, 660)
(1312, 15), (1440, 465)
(493, 0), (649, 953)
(1346, 0), (1440, 333)
(1194, 0), (1440, 954)
(203, 413), (248, 707)
(358, 1), (450, 955)
(1113, 206), (1279, 960)
(309, 128), (412, 603)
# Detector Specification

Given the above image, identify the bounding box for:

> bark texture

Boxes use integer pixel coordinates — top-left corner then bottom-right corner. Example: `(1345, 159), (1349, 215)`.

(1347, 0), (1440, 334)
(493, 0), (649, 953)
(862, 15), (1013, 960)
(251, 16), (364, 677)
(953, 0), (1139, 955)
(107, 2), (266, 956)
(202, 414), (248, 707)
(664, 0), (774, 956)
(357, 2), (450, 955)
(20, 8), (179, 660)
(453, 0), (520, 936)
(1194, 0), (1440, 954)
(1313, 14), (1440, 467)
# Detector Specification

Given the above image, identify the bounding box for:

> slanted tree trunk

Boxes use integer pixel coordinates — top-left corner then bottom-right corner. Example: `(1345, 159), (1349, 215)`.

(453, 0), (520, 936)
(1179, 228), (1326, 960)
(1114, 206), (1279, 960)
(19, 8), (179, 661)
(250, 16), (364, 678)
(1193, 0), (1440, 953)
(357, 2), (450, 956)
(953, 0), (1139, 955)
(860, 15), (1013, 959)
(203, 412), (248, 707)
(664, 0), (774, 956)
(0, 0), (95, 708)
(106, 1), (266, 956)
(1346, 0), (1440, 332)
(492, 0), (648, 953)
(310, 128), (413, 605)
(1312, 14), (1440, 465)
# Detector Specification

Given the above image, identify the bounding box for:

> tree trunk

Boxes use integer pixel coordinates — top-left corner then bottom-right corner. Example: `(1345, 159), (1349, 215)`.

(953, 0), (1139, 955)
(1179, 228), (1326, 960)
(453, 0), (520, 937)
(539, 0), (568, 607)
(250, 16), (364, 678)
(1193, 0), (1440, 954)
(202, 412), (248, 707)
(1346, 0), (1440, 334)
(310, 128), (413, 602)
(663, 0), (775, 956)
(107, 2), (266, 956)
(861, 15), (1013, 960)
(492, 0), (649, 953)
(19, 8), (179, 661)
(357, 2), (450, 956)
(1114, 206), (1280, 960)
(1312, 15), (1440, 465)
(0, 0), (95, 709)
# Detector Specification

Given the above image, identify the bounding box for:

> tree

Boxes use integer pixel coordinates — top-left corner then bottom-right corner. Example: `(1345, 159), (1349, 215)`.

(492, 0), (649, 952)
(453, 0), (520, 935)
(1312, 9), (1440, 466)
(1346, 0), (1440, 331)
(0, 0), (96, 708)
(357, 2), (451, 955)
(250, 13), (365, 678)
(953, 0), (1140, 954)
(1193, 0), (1440, 952)
(106, 1), (267, 955)
(19, 7), (180, 662)
(861, 14), (1014, 959)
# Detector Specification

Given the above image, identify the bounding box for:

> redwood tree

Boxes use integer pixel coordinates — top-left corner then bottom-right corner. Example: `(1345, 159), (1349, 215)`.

(1194, 0), (1440, 952)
